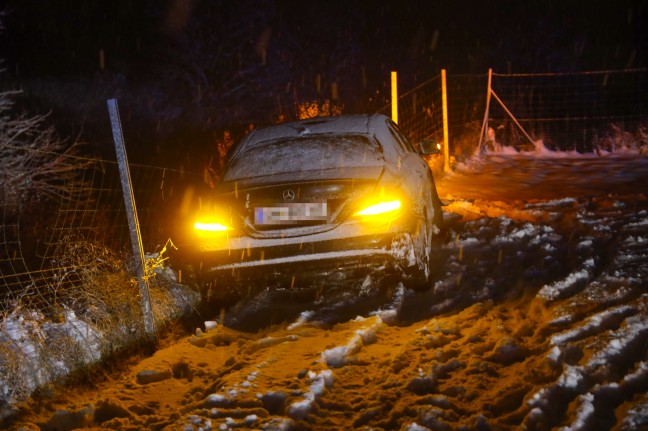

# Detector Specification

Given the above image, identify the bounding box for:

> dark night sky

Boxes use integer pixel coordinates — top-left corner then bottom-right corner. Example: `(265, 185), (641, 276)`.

(0, 0), (646, 161)
(3, 0), (646, 78)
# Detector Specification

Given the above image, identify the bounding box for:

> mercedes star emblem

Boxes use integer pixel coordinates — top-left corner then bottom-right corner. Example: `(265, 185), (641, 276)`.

(282, 189), (296, 200)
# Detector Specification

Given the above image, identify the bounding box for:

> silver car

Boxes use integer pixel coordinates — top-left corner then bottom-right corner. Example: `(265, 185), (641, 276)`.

(184, 114), (443, 296)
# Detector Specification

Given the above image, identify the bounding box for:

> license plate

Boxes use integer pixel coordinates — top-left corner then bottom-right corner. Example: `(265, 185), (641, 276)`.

(254, 202), (327, 225)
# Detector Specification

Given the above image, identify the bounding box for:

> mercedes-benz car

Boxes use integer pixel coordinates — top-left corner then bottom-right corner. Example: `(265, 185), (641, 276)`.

(183, 114), (443, 297)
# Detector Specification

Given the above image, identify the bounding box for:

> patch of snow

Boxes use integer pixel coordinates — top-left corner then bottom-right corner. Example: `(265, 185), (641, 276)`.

(403, 422), (432, 431)
(547, 346), (562, 364)
(551, 305), (636, 346)
(288, 310), (315, 330)
(558, 365), (585, 389)
(576, 239), (593, 250)
(560, 393), (594, 431)
(587, 315), (648, 368)
(57, 309), (103, 363)
(525, 198), (577, 209)
(537, 269), (591, 302)
(287, 369), (334, 420)
(623, 361), (648, 385)
(621, 399), (648, 430)
(321, 316), (382, 367)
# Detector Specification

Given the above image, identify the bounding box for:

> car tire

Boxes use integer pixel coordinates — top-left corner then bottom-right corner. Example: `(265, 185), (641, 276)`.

(402, 217), (432, 290)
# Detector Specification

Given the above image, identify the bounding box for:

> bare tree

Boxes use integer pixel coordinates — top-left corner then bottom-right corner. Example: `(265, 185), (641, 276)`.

(0, 90), (92, 209)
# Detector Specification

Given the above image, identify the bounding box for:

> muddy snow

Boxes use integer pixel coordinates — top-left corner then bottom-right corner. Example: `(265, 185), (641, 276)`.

(8, 152), (648, 430)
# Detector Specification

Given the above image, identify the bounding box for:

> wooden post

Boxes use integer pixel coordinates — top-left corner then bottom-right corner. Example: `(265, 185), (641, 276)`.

(391, 71), (398, 124)
(441, 69), (450, 172)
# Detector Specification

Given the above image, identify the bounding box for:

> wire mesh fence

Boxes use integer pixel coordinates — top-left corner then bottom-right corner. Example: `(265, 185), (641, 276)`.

(384, 68), (647, 155)
(487, 69), (648, 152)
(0, 152), (202, 318)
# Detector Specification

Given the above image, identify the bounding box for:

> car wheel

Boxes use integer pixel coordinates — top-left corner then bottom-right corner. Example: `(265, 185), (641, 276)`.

(402, 217), (432, 290)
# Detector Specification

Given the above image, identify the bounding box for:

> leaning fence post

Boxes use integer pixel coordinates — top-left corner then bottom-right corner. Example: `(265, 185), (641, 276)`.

(106, 98), (156, 340)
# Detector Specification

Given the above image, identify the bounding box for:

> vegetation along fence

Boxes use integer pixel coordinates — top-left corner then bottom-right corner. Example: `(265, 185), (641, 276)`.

(0, 147), (202, 326)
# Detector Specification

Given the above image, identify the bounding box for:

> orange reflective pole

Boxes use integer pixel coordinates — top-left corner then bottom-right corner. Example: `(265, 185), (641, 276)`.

(441, 69), (450, 172)
(391, 71), (398, 124)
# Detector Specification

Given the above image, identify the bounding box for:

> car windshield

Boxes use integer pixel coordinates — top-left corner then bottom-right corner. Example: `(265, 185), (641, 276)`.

(223, 134), (384, 181)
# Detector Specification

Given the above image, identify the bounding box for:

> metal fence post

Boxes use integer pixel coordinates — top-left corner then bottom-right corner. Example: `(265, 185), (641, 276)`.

(106, 98), (156, 339)
(477, 68), (493, 152)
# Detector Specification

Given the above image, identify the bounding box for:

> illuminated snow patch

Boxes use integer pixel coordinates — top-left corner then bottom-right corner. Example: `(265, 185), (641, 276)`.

(288, 310), (315, 330)
(551, 305), (636, 346)
(587, 315), (648, 368)
(576, 239), (593, 249)
(404, 423), (433, 431)
(626, 218), (648, 228)
(621, 402), (648, 430)
(562, 393), (595, 431)
(287, 369), (334, 420)
(623, 361), (648, 385)
(321, 316), (383, 367)
(558, 365), (586, 389)
(538, 259), (595, 302)
(525, 198), (577, 208)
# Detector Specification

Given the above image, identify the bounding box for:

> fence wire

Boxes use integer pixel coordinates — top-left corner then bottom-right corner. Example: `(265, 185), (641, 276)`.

(488, 69), (648, 152)
(385, 68), (647, 154)
(0, 152), (202, 317)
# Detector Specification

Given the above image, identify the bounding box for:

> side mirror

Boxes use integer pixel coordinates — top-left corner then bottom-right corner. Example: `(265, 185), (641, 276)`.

(419, 139), (442, 155)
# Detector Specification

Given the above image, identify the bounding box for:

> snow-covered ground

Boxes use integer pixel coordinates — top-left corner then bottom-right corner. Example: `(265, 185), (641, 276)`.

(6, 149), (648, 430)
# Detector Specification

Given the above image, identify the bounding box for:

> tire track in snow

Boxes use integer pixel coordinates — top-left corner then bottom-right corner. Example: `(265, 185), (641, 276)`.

(526, 195), (648, 430)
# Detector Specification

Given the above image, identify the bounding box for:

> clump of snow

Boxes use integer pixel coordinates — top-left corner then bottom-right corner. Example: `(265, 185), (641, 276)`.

(587, 314), (648, 368)
(562, 393), (595, 431)
(287, 369), (334, 420)
(205, 393), (231, 408)
(621, 400), (648, 430)
(537, 258), (596, 302)
(525, 198), (577, 209)
(0, 307), (104, 415)
(551, 305), (636, 346)
(287, 310), (314, 330)
(559, 365), (586, 390)
(403, 422), (433, 431)
(321, 315), (382, 367)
